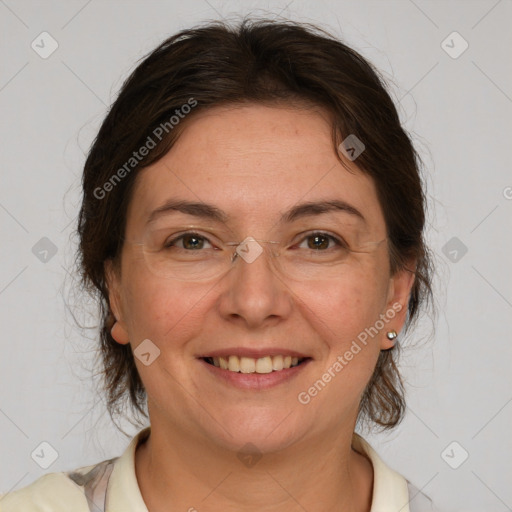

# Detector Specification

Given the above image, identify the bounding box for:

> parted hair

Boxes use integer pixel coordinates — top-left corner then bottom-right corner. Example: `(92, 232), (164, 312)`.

(76, 17), (433, 432)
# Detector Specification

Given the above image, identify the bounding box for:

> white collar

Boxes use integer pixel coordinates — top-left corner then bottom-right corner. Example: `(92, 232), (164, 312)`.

(106, 428), (411, 512)
(352, 433), (411, 511)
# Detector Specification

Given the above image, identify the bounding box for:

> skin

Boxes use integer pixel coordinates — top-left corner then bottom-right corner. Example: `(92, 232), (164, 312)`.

(105, 103), (416, 512)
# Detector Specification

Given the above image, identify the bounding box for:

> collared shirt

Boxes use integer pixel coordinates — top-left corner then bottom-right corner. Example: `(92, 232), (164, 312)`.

(0, 428), (438, 511)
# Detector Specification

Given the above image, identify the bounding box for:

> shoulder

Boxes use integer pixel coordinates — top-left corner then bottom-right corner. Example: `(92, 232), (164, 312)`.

(0, 427), (150, 512)
(0, 458), (117, 512)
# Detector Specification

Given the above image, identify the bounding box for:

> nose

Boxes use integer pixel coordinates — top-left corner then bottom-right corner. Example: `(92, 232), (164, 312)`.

(217, 242), (293, 329)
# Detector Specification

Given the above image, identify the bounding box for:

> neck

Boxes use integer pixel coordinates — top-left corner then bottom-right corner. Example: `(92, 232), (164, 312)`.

(134, 419), (373, 512)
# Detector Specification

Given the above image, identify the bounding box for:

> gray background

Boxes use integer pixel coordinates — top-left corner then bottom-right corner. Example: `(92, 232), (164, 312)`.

(0, 1), (511, 511)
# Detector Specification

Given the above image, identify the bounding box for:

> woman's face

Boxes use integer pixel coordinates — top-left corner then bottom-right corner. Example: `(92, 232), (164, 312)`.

(107, 104), (414, 452)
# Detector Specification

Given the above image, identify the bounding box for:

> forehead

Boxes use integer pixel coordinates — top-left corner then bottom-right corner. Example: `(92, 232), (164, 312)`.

(127, 104), (385, 234)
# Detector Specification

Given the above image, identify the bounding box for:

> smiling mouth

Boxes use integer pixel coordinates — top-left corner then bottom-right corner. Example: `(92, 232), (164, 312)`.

(202, 355), (310, 374)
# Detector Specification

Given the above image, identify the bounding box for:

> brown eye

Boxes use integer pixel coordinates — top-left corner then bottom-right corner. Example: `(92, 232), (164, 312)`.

(182, 234), (205, 249)
(299, 232), (344, 251)
(308, 234), (330, 250)
(165, 232), (212, 250)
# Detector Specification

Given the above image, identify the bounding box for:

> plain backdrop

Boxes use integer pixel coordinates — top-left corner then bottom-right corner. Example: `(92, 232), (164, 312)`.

(0, 1), (511, 511)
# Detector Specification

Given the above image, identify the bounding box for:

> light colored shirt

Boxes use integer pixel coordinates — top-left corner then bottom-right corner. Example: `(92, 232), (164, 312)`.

(0, 428), (438, 511)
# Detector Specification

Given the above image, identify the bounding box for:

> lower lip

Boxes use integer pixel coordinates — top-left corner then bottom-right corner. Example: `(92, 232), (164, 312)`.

(198, 358), (312, 390)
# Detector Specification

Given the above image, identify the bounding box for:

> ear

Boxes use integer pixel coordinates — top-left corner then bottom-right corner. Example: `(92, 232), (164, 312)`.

(104, 259), (130, 345)
(380, 260), (416, 350)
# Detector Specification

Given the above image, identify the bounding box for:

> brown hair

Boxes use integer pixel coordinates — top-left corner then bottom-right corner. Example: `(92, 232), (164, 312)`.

(76, 17), (433, 432)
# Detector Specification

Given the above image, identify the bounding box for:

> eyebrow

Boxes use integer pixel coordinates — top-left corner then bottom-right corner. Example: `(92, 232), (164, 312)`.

(146, 198), (366, 225)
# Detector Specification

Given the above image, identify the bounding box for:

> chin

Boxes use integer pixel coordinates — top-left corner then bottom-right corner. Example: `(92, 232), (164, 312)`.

(200, 410), (306, 454)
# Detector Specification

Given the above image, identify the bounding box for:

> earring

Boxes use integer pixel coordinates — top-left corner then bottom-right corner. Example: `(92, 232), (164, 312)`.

(386, 330), (397, 341)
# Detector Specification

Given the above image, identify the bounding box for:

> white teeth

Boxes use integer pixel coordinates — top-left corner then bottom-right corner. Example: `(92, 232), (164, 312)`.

(239, 357), (256, 373)
(228, 355), (239, 372)
(210, 355), (304, 373)
(272, 355), (284, 371)
(255, 356), (273, 374)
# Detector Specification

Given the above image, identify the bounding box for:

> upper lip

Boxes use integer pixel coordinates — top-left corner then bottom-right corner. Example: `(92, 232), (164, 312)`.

(197, 348), (311, 359)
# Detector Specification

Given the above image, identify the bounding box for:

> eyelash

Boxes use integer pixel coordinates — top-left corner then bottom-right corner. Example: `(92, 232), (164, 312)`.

(163, 231), (347, 251)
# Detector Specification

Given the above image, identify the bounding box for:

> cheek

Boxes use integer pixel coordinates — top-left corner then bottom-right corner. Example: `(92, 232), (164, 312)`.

(293, 265), (388, 345)
(122, 273), (208, 345)
(305, 278), (386, 389)
(292, 276), (386, 415)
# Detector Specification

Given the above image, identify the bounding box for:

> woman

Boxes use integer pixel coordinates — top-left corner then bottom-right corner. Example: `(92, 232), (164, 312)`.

(1, 17), (437, 511)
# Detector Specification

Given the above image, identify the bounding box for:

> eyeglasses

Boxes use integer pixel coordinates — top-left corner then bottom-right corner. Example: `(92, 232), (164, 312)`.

(127, 228), (387, 282)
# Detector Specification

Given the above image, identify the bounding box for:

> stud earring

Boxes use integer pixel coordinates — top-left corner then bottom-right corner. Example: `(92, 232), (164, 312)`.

(386, 330), (397, 340)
